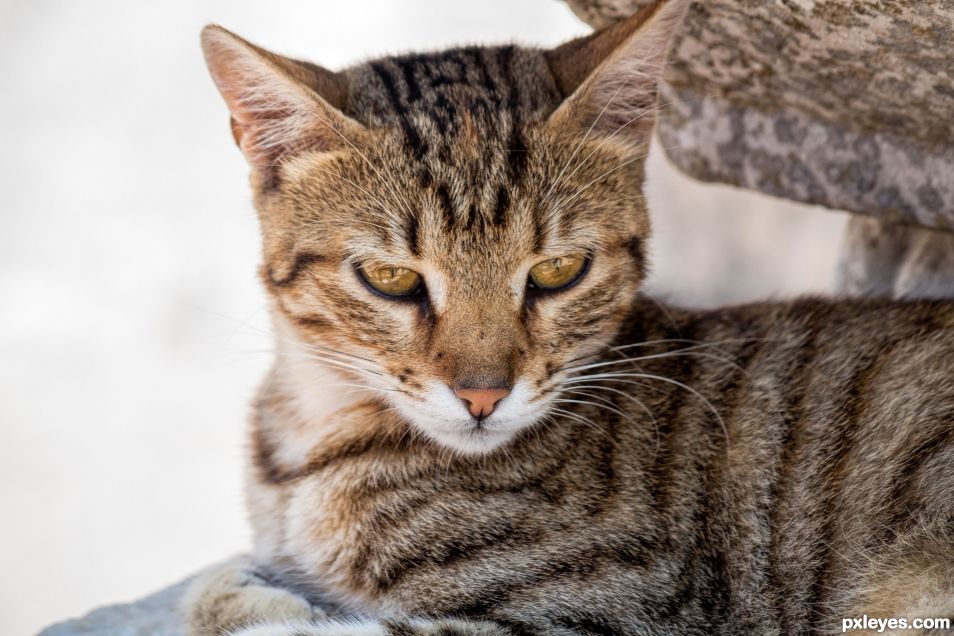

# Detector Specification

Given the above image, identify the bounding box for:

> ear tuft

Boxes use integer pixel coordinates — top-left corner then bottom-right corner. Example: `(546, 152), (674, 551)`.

(200, 25), (365, 188)
(547, 0), (690, 154)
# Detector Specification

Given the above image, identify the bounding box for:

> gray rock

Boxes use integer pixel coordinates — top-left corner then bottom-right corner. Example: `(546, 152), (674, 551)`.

(563, 0), (954, 232)
(37, 579), (189, 636)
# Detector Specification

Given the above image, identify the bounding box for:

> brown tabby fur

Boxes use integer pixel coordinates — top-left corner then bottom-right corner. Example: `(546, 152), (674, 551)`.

(186, 1), (954, 634)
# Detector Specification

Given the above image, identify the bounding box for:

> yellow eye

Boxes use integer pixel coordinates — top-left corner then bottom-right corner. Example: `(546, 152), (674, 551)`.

(528, 254), (588, 291)
(359, 264), (422, 297)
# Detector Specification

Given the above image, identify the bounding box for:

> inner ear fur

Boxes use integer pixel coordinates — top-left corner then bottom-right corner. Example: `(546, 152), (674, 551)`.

(200, 25), (367, 189)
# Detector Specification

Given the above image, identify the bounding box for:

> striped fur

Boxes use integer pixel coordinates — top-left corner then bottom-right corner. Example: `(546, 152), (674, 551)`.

(191, 1), (954, 634)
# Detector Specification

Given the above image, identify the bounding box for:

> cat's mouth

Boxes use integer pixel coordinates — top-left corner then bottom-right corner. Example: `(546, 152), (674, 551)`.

(393, 380), (545, 455)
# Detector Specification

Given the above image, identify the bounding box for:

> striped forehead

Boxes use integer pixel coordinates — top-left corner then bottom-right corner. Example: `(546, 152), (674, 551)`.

(341, 45), (566, 257)
(348, 46), (563, 138)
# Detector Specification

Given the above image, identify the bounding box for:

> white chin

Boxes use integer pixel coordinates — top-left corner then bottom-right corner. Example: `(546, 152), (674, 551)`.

(421, 425), (516, 455)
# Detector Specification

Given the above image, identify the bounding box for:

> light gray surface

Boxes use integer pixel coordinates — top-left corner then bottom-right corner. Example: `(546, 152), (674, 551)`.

(37, 580), (188, 636)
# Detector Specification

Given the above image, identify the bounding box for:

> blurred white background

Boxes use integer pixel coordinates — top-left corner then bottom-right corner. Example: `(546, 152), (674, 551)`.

(0, 1), (846, 634)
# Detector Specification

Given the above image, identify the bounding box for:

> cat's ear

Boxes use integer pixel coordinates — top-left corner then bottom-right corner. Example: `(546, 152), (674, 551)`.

(546, 0), (689, 154)
(200, 25), (367, 187)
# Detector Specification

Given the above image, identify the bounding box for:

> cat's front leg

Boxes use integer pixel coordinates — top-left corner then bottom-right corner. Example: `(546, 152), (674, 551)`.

(184, 555), (327, 636)
(230, 618), (510, 636)
(183, 557), (510, 636)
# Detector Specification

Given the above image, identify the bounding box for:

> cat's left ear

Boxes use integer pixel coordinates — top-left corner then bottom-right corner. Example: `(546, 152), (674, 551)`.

(546, 0), (689, 154)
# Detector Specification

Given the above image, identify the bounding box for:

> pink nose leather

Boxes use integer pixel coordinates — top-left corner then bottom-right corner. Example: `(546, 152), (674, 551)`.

(454, 387), (510, 419)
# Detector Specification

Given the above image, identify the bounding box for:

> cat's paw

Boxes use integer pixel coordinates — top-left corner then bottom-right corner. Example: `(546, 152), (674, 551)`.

(184, 555), (326, 636)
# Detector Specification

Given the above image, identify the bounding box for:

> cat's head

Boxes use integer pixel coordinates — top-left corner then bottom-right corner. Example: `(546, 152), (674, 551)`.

(202, 0), (688, 454)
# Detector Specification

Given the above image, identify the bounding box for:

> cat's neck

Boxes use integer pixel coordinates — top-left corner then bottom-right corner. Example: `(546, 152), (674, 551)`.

(255, 316), (375, 471)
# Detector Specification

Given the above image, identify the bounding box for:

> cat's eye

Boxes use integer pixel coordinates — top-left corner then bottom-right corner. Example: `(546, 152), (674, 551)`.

(359, 264), (422, 297)
(528, 254), (588, 291)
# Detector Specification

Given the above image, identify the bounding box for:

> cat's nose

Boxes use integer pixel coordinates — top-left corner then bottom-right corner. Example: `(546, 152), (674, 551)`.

(454, 387), (511, 419)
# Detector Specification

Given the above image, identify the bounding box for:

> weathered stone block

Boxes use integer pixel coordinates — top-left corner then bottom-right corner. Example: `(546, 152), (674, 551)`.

(37, 579), (188, 636)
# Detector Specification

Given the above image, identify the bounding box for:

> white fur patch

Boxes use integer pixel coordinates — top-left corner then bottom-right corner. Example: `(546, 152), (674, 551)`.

(390, 379), (547, 455)
(270, 316), (367, 468)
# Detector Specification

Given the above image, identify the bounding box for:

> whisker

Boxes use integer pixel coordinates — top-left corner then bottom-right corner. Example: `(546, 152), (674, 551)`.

(320, 382), (409, 396)
(556, 376), (672, 397)
(560, 337), (718, 366)
(270, 350), (387, 379)
(641, 294), (682, 334)
(302, 108), (419, 224)
(548, 407), (615, 443)
(287, 341), (382, 369)
(307, 165), (395, 222)
(216, 335), (386, 379)
(264, 343), (384, 374)
(542, 57), (670, 212)
(553, 394), (635, 428)
(564, 192), (649, 216)
(562, 371), (729, 449)
(191, 305), (383, 369)
(552, 141), (682, 217)
(560, 385), (656, 423)
(559, 384), (661, 458)
(546, 100), (675, 216)
(562, 349), (746, 375)
(541, 70), (643, 207)
(604, 337), (772, 357)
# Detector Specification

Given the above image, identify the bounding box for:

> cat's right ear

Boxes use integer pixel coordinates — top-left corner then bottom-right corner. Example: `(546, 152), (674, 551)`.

(200, 25), (367, 188)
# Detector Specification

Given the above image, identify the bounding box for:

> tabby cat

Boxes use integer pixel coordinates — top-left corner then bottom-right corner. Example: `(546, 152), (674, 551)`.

(186, 1), (954, 634)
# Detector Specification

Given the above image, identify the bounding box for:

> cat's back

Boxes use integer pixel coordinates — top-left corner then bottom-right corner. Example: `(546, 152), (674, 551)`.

(618, 295), (954, 630)
(698, 295), (954, 425)
(630, 294), (954, 489)
(627, 294), (954, 387)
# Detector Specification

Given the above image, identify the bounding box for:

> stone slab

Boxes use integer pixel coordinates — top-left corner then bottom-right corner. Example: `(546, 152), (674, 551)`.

(564, 0), (954, 230)
(36, 579), (189, 636)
